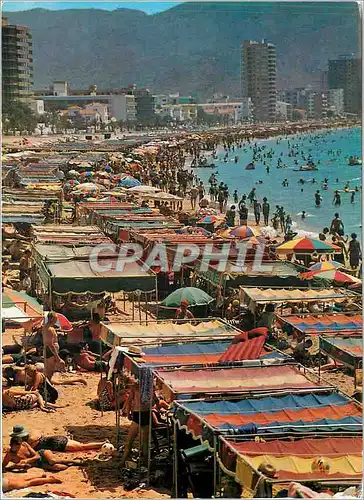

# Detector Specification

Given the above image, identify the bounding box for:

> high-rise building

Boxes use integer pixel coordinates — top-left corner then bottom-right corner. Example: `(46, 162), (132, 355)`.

(327, 88), (344, 115)
(328, 55), (361, 115)
(2, 16), (33, 103)
(241, 39), (277, 122)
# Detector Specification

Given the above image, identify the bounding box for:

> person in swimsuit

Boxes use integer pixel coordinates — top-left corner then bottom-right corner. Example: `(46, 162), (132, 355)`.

(96, 376), (128, 411)
(2, 437), (84, 472)
(119, 380), (153, 469)
(42, 311), (65, 380)
(24, 364), (59, 404)
(2, 473), (62, 493)
(10, 425), (106, 453)
(2, 388), (58, 412)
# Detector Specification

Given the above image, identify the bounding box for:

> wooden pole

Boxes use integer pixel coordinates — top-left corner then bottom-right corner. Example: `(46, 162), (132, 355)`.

(173, 420), (178, 498)
(213, 434), (217, 497)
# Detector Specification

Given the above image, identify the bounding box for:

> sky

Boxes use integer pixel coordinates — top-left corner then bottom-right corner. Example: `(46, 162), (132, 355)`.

(3, 1), (181, 14)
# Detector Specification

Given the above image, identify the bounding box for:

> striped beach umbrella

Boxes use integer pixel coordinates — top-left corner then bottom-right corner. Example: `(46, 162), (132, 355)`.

(276, 237), (341, 254)
(309, 260), (343, 272)
(230, 226), (261, 239)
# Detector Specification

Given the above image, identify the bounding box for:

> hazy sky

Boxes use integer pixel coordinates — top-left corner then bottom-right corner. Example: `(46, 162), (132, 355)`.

(3, 1), (181, 14)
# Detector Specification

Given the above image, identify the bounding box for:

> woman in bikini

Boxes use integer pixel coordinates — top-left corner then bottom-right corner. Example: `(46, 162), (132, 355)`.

(2, 388), (58, 413)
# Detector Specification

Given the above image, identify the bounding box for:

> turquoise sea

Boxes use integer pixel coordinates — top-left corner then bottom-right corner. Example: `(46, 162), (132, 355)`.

(197, 127), (362, 237)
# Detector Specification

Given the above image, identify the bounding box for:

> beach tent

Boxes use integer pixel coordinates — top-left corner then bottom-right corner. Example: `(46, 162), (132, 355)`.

(277, 313), (362, 336)
(100, 319), (238, 347)
(218, 435), (362, 497)
(119, 338), (290, 377)
(240, 287), (355, 312)
(173, 391), (362, 447)
(320, 337), (362, 371)
(154, 364), (325, 402)
(39, 258), (156, 295)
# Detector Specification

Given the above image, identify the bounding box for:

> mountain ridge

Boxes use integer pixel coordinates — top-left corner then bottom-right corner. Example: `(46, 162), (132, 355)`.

(4, 2), (361, 98)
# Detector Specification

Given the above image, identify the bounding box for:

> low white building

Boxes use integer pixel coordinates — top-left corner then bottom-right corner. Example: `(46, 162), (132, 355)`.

(197, 99), (253, 123)
(52, 81), (69, 96)
(83, 102), (109, 123)
(160, 103), (198, 122)
(109, 94), (136, 121)
(29, 99), (45, 115)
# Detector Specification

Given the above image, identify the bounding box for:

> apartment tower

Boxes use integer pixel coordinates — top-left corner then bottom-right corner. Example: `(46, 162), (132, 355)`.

(328, 55), (361, 115)
(241, 39), (277, 122)
(2, 16), (33, 103)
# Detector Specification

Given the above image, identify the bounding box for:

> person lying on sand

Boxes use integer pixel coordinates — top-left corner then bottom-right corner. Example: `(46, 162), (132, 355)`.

(2, 473), (62, 493)
(2, 387), (60, 412)
(59, 347), (107, 373)
(3, 437), (85, 472)
(10, 425), (107, 453)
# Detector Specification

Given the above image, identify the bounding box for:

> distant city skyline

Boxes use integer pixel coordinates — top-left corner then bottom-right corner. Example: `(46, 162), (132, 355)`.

(3, 1), (181, 14)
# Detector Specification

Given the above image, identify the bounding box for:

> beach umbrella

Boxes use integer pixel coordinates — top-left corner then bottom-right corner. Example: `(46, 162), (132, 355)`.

(197, 215), (220, 224)
(300, 269), (361, 284)
(309, 260), (343, 272)
(230, 226), (261, 239)
(2, 289), (43, 315)
(197, 208), (217, 216)
(119, 176), (142, 188)
(33, 312), (73, 332)
(162, 287), (214, 308)
(276, 237), (340, 255)
(128, 185), (161, 193)
(72, 182), (99, 193)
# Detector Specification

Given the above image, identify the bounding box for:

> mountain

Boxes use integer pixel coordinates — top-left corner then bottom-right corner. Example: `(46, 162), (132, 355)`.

(4, 2), (361, 98)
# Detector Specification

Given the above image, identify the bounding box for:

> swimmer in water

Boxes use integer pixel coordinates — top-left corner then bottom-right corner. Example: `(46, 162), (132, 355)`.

(314, 190), (322, 207)
(351, 191), (355, 203)
(301, 211), (306, 219)
(333, 190), (341, 206)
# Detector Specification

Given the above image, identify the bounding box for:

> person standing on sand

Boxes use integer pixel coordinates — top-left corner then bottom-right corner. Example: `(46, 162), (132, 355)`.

(253, 199), (261, 225)
(330, 213), (344, 236)
(190, 186), (198, 209)
(239, 203), (248, 226)
(226, 205), (236, 227)
(119, 379), (152, 469)
(42, 311), (65, 381)
(262, 197), (270, 226)
(348, 233), (361, 270)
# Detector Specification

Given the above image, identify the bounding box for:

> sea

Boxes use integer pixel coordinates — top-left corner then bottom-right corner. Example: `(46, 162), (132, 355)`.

(196, 126), (362, 237)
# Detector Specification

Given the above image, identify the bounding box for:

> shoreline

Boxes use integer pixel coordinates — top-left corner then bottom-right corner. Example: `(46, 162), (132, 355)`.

(2, 120), (361, 152)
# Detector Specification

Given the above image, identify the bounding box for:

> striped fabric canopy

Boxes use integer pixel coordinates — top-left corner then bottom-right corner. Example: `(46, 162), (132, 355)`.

(220, 436), (362, 488)
(173, 392), (361, 445)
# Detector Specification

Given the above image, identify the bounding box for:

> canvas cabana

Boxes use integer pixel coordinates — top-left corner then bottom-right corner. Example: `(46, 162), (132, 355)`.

(154, 364), (327, 402)
(32, 225), (113, 246)
(218, 435), (362, 497)
(38, 258), (156, 298)
(118, 339), (291, 378)
(320, 336), (362, 383)
(100, 319), (238, 347)
(172, 390), (362, 448)
(240, 287), (354, 313)
(277, 313), (362, 336)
